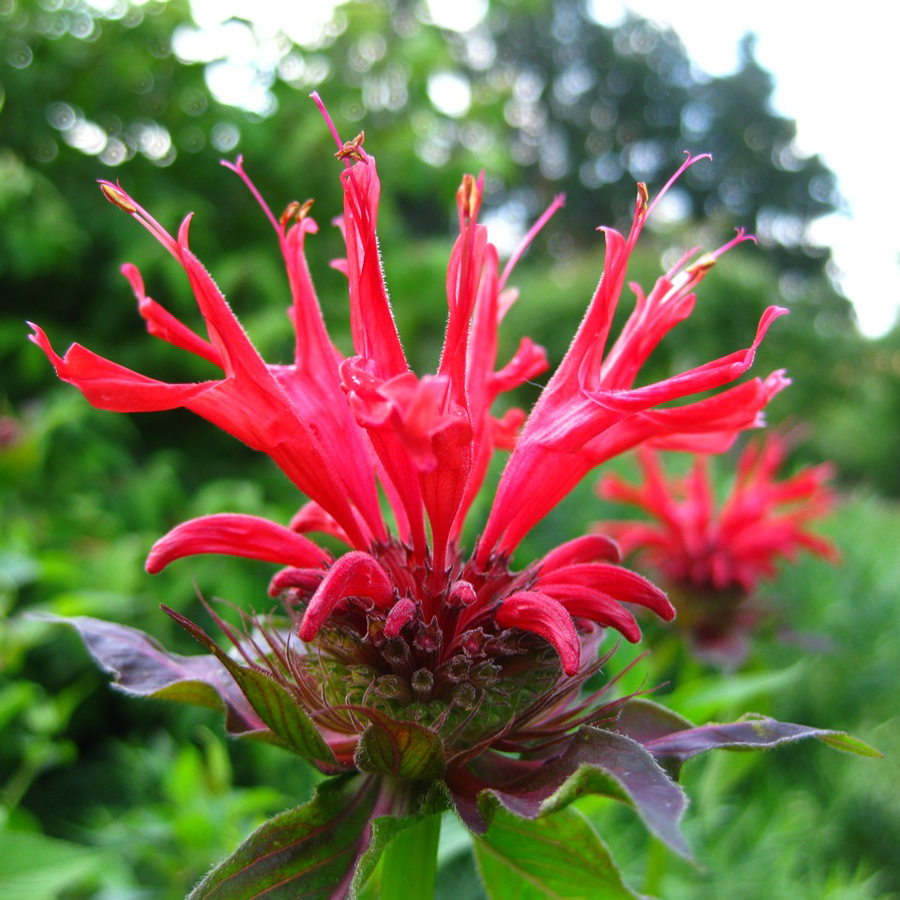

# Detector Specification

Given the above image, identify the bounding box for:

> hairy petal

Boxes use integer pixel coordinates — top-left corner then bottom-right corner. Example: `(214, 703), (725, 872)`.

(28, 324), (213, 412)
(535, 563), (673, 620)
(340, 155), (407, 377)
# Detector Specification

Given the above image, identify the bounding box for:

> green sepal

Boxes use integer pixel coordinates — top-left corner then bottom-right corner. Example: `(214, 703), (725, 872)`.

(354, 710), (446, 781)
(164, 607), (341, 772)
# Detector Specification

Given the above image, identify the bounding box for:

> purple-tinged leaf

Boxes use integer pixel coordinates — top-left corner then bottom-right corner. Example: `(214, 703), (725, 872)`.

(612, 697), (696, 779)
(189, 774), (385, 900)
(614, 697), (694, 744)
(450, 725), (690, 857)
(640, 713), (882, 776)
(35, 614), (264, 736)
(354, 711), (446, 781)
(164, 607), (343, 774)
(474, 806), (642, 900)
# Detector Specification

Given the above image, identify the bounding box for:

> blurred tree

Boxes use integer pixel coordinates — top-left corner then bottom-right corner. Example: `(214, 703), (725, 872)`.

(483, 6), (840, 266)
(1, 0), (238, 395)
(1, 0), (847, 284)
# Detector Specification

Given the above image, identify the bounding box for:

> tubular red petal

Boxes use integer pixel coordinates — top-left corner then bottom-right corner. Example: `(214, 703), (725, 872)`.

(491, 338), (549, 393)
(80, 180), (380, 546)
(289, 502), (352, 545)
(146, 513), (331, 574)
(595, 434), (838, 595)
(536, 534), (623, 571)
(340, 157), (407, 377)
(121, 264), (223, 368)
(28, 324), (212, 412)
(490, 408), (526, 451)
(477, 173), (787, 566)
(494, 591), (580, 676)
(299, 552), (394, 641)
(268, 567), (326, 597)
(536, 563), (674, 621)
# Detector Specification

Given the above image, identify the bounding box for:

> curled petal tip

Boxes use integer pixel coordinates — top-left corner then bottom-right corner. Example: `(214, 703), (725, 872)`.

(145, 513), (330, 575)
(384, 597), (417, 637)
(299, 551), (394, 642)
(495, 591), (580, 676)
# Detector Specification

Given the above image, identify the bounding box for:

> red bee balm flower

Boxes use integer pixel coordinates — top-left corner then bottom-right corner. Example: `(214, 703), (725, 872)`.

(33, 103), (866, 898)
(597, 437), (839, 662)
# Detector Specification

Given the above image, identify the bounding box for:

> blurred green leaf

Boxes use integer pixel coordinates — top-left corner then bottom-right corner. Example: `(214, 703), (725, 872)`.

(665, 663), (804, 721)
(0, 830), (105, 899)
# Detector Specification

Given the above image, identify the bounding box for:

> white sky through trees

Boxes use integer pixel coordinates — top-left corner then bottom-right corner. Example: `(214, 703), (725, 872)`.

(591, 0), (899, 338)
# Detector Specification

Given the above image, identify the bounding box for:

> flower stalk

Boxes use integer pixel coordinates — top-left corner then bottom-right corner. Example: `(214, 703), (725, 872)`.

(380, 813), (442, 900)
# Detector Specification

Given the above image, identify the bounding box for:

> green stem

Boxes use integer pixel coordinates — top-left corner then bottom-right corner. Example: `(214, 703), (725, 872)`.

(380, 812), (442, 900)
(643, 835), (668, 898)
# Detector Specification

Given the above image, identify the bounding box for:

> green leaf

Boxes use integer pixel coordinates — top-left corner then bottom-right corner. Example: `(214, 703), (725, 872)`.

(0, 830), (104, 900)
(355, 712), (446, 781)
(374, 812), (443, 900)
(474, 807), (641, 900)
(811, 731), (882, 758)
(164, 607), (341, 772)
(189, 775), (383, 900)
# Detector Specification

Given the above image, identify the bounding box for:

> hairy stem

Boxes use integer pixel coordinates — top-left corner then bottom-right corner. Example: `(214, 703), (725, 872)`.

(380, 813), (442, 900)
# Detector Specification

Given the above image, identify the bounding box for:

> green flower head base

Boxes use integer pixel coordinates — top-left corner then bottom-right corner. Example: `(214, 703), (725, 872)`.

(32, 99), (874, 899)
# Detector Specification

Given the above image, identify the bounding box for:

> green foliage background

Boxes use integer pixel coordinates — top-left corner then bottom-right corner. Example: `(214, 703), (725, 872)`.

(2, 0), (898, 897)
